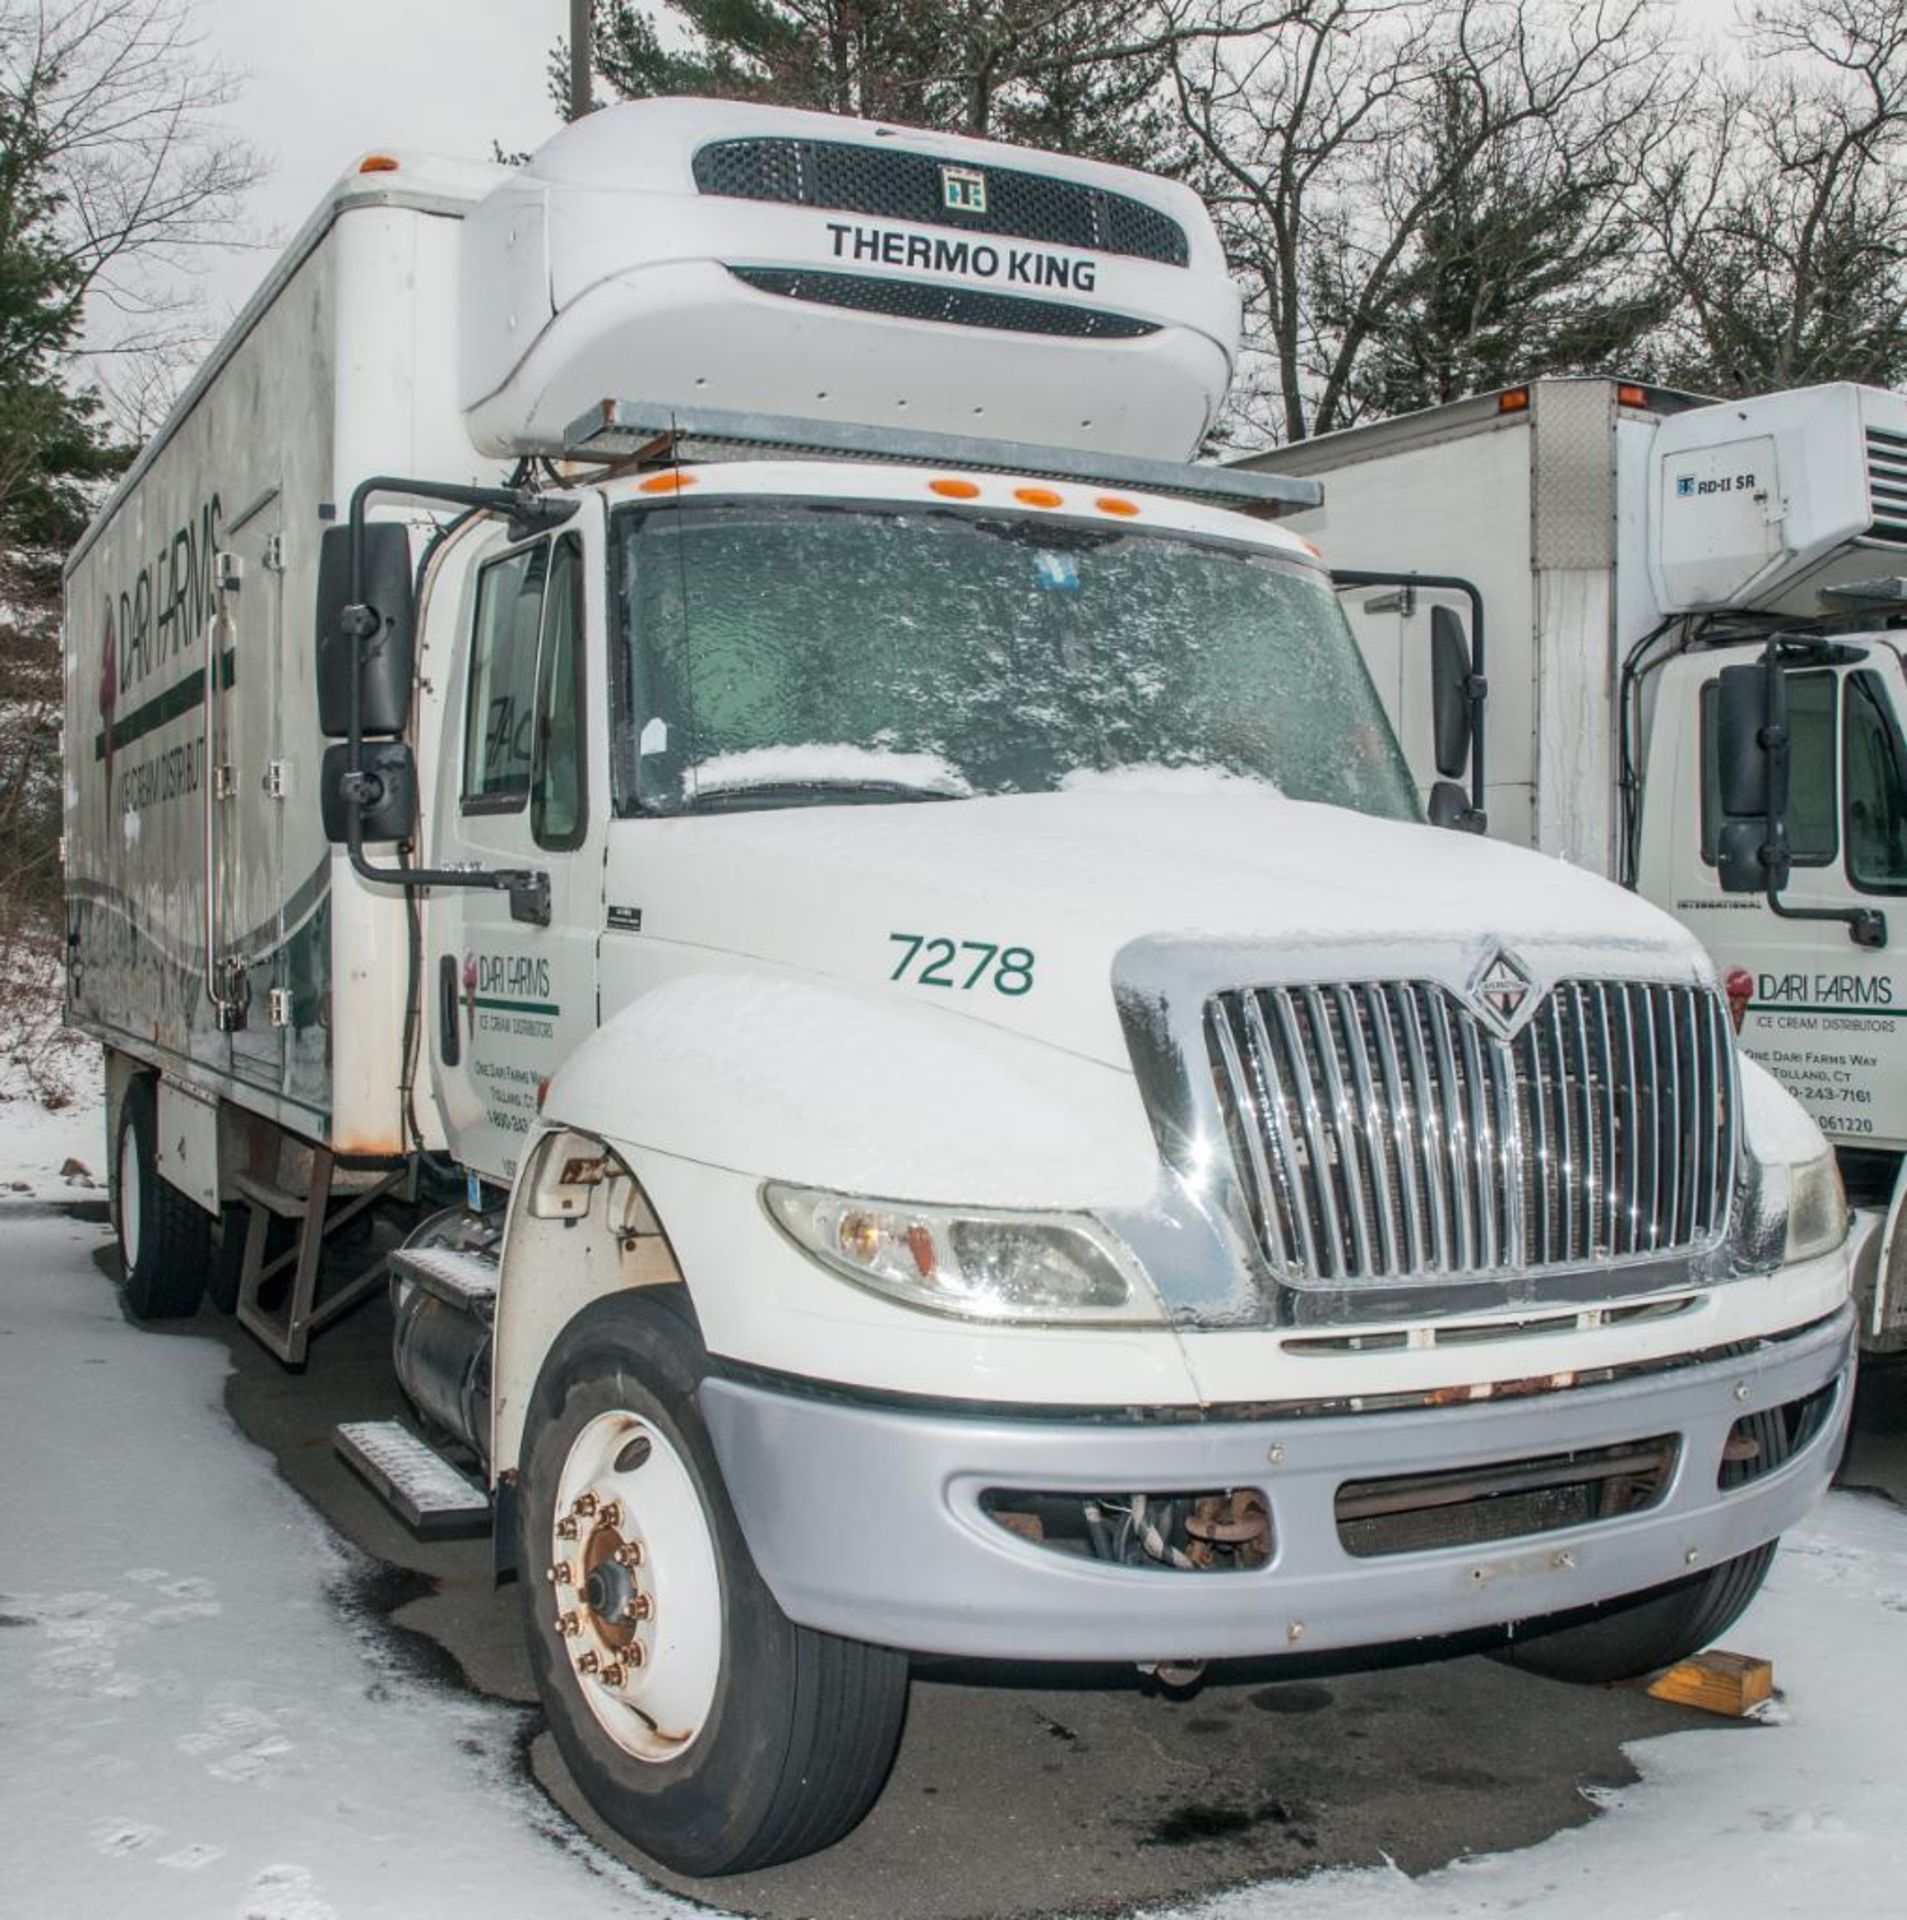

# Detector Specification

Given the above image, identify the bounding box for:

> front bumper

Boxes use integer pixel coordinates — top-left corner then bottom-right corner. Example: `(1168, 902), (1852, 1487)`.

(699, 1304), (1854, 1661)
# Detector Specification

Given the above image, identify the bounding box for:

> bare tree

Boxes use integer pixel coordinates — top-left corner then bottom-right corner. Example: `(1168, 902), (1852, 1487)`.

(1640, 0), (1907, 394)
(1170, 0), (1675, 445)
(0, 0), (260, 367)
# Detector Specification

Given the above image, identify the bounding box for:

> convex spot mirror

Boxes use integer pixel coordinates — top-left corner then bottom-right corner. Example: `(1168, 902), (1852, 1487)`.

(320, 740), (417, 844)
(1430, 604), (1472, 780)
(316, 522), (415, 737)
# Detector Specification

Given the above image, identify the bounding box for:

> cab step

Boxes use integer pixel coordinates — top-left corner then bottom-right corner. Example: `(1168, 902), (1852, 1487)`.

(389, 1243), (500, 1322)
(334, 1419), (491, 1537)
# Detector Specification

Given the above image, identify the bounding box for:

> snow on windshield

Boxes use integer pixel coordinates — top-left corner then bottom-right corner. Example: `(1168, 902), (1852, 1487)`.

(614, 502), (1417, 820)
(1060, 763), (1282, 799)
(689, 743), (973, 799)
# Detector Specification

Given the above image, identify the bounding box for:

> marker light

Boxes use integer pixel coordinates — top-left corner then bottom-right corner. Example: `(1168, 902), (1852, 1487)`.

(359, 155), (401, 174)
(638, 471), (696, 493)
(929, 477), (981, 499)
(1498, 388), (1530, 415)
(1095, 495), (1140, 517)
(1014, 486), (1065, 509)
(1617, 384), (1650, 410)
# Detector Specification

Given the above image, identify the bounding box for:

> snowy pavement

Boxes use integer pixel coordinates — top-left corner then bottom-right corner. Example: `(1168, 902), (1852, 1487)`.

(2, 1195), (1904, 1919)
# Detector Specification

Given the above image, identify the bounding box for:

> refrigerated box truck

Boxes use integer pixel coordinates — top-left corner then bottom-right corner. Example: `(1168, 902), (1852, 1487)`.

(66, 114), (1856, 1873)
(1240, 377), (1907, 1352)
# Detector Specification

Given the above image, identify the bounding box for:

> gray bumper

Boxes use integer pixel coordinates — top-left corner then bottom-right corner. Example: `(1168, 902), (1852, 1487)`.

(699, 1306), (1854, 1662)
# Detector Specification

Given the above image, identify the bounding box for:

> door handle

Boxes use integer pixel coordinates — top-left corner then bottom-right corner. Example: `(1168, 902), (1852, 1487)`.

(439, 954), (461, 1066)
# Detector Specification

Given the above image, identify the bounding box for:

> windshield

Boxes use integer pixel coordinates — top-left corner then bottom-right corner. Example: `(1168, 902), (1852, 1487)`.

(611, 499), (1418, 821)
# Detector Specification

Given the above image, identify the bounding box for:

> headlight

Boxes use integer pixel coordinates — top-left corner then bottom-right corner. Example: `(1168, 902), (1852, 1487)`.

(1784, 1150), (1849, 1263)
(763, 1184), (1164, 1324)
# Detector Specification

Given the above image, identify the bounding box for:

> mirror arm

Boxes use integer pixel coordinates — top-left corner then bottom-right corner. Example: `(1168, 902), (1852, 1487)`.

(341, 475), (574, 909)
(1333, 568), (1488, 826)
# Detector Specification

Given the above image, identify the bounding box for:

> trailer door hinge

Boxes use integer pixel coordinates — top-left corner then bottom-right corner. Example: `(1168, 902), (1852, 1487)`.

(214, 763), (238, 800)
(268, 987), (293, 1029)
(264, 759), (291, 799)
(261, 534), (286, 574)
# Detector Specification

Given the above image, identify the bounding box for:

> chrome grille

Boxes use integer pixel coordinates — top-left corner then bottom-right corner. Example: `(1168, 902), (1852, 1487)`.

(1205, 980), (1735, 1284)
(1867, 427), (1907, 544)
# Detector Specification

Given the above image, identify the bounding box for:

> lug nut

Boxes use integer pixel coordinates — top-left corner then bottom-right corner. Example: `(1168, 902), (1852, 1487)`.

(572, 1492), (598, 1518)
(546, 1563), (574, 1587)
(621, 1593), (653, 1622)
(554, 1611), (581, 1638)
(628, 1641), (646, 1668)
(613, 1541), (645, 1570)
(555, 1516), (578, 1541)
(578, 1649), (600, 1674)
(598, 1500), (622, 1529)
(599, 1661), (626, 1687)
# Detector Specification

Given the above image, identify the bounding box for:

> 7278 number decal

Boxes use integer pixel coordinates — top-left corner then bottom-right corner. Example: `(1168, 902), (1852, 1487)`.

(889, 933), (1035, 996)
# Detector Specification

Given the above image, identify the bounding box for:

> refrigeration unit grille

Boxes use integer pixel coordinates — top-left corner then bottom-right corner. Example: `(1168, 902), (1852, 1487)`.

(1205, 979), (1736, 1286)
(727, 266), (1159, 338)
(1867, 427), (1907, 544)
(693, 136), (1192, 267)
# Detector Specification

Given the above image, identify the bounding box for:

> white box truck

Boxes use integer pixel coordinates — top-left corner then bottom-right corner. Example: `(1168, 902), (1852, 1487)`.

(1241, 377), (1907, 1354)
(65, 114), (1855, 1873)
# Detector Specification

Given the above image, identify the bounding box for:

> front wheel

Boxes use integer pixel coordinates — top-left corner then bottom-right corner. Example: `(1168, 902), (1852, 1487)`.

(1497, 1541), (1777, 1684)
(515, 1291), (908, 1875)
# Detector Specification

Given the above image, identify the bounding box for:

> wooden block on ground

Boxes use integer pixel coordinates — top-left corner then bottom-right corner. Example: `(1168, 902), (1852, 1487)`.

(1645, 1649), (1774, 1717)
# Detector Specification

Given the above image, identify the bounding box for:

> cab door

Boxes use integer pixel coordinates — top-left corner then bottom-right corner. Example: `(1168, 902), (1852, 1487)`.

(1642, 646), (1907, 1150)
(424, 504), (605, 1184)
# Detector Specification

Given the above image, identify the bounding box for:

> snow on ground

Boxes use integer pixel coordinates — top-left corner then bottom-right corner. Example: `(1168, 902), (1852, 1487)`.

(2, 1183), (1905, 1917)
(0, 1077), (104, 1199)
(0, 1209), (698, 1920)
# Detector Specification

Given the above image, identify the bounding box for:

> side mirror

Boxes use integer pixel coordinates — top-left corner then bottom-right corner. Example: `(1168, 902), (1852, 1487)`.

(1715, 658), (1787, 820)
(1430, 605), (1472, 780)
(316, 522), (415, 737)
(320, 740), (417, 843)
(1428, 779), (1484, 832)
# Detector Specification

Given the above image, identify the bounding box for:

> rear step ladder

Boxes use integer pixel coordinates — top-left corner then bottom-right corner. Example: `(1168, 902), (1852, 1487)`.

(232, 1151), (405, 1366)
(334, 1420), (491, 1537)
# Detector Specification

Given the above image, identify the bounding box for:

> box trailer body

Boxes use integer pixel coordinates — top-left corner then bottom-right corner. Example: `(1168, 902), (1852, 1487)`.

(65, 118), (1856, 1876)
(1243, 377), (1907, 1347)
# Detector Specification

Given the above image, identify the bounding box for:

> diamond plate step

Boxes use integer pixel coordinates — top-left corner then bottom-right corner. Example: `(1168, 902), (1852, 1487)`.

(334, 1420), (490, 1537)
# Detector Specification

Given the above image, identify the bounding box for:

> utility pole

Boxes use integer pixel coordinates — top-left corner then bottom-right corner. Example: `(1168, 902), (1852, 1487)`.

(569, 0), (594, 119)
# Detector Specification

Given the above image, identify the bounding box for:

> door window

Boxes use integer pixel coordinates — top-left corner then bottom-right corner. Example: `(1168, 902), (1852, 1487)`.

(1844, 669), (1907, 892)
(532, 535), (587, 850)
(464, 542), (549, 810)
(1699, 668), (1837, 865)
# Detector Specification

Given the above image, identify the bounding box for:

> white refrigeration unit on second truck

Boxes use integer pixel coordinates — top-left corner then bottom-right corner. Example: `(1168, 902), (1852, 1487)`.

(1242, 377), (1907, 1352)
(66, 112), (1856, 1875)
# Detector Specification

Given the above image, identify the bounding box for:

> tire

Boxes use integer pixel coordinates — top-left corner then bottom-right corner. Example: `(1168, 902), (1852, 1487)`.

(112, 1076), (211, 1321)
(515, 1290), (909, 1875)
(1497, 1541), (1777, 1685)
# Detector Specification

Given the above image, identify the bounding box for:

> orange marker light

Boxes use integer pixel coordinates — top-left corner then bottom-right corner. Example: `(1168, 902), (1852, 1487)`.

(638, 471), (696, 493)
(929, 477), (981, 499)
(1095, 495), (1140, 517)
(1014, 486), (1064, 509)
(1617, 383), (1649, 409)
(1498, 387), (1530, 415)
(359, 154), (401, 174)
(1297, 537), (1323, 558)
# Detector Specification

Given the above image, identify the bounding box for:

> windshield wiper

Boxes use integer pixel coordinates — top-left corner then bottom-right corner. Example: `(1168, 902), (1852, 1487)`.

(684, 778), (968, 813)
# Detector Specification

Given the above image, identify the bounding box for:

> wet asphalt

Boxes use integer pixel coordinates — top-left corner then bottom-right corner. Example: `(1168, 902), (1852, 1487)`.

(83, 1217), (1907, 1920)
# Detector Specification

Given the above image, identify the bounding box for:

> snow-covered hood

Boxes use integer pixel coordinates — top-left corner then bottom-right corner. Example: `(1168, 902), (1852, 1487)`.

(608, 788), (1711, 1070)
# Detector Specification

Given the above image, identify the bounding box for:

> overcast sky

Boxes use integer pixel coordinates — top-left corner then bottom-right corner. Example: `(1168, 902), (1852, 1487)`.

(194, 1), (569, 323)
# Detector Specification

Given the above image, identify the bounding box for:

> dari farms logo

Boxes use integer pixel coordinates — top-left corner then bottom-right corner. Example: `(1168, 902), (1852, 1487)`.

(941, 164), (987, 214)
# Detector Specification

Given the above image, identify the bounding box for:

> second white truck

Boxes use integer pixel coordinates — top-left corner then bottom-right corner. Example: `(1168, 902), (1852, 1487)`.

(66, 113), (1854, 1873)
